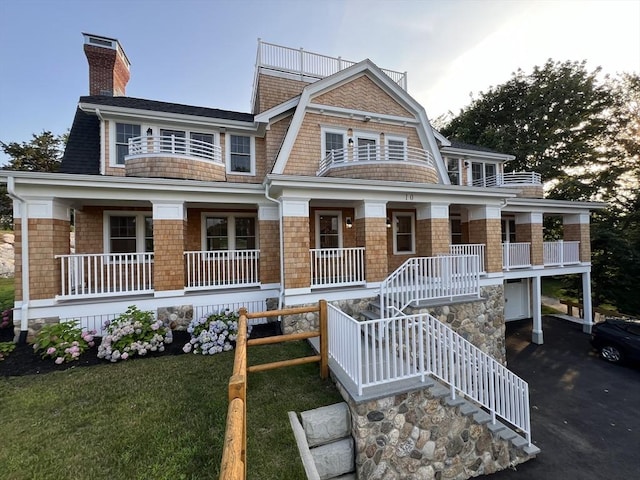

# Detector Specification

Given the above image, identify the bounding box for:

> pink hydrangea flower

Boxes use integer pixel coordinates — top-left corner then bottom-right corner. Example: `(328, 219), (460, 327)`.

(55, 357), (65, 364)
(46, 347), (56, 356)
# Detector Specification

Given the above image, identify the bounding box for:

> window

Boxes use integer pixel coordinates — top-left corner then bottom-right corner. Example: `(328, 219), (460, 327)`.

(447, 158), (460, 185)
(450, 218), (462, 245)
(227, 135), (253, 174)
(357, 137), (377, 161)
(160, 129), (186, 153)
(485, 163), (497, 185)
(393, 213), (415, 254)
(106, 213), (153, 253)
(317, 212), (342, 249)
(190, 132), (215, 158)
(470, 161), (499, 187)
(387, 138), (406, 161)
(471, 163), (484, 185)
(325, 132), (345, 161)
(115, 123), (141, 164)
(501, 219), (516, 243)
(204, 215), (257, 251)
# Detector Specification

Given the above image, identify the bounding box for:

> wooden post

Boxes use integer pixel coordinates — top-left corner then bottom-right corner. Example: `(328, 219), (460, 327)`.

(319, 299), (328, 380)
(238, 307), (248, 477)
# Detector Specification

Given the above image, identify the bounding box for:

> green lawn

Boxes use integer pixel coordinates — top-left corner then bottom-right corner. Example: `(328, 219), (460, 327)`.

(0, 341), (343, 480)
(0, 276), (14, 311)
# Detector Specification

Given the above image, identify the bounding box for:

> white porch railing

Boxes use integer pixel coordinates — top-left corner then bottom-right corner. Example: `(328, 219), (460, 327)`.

(127, 135), (223, 164)
(317, 144), (435, 176)
(472, 172), (542, 188)
(543, 241), (580, 266)
(184, 250), (260, 290)
(449, 244), (486, 275)
(379, 255), (480, 317)
(327, 305), (532, 444)
(310, 247), (365, 288)
(57, 253), (154, 299)
(255, 40), (408, 89)
(502, 243), (531, 270)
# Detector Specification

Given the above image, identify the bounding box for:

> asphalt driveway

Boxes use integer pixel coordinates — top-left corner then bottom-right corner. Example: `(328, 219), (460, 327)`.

(490, 316), (640, 479)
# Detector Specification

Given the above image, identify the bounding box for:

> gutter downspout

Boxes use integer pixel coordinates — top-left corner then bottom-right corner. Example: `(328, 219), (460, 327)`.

(7, 177), (29, 344)
(264, 181), (285, 311)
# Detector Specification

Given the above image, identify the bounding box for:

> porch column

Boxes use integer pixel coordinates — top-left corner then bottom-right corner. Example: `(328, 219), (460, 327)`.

(282, 198), (310, 293)
(16, 199), (70, 302)
(468, 205), (502, 274)
(582, 271), (594, 334)
(258, 204), (280, 286)
(563, 213), (591, 263)
(531, 276), (544, 344)
(416, 202), (450, 257)
(516, 212), (543, 267)
(152, 201), (186, 296)
(355, 200), (387, 283)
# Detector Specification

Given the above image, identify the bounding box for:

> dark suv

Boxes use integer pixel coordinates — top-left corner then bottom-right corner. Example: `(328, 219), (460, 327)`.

(591, 317), (640, 364)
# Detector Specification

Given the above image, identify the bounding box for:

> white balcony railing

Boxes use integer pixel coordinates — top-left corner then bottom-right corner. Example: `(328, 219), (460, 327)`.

(255, 40), (407, 90)
(317, 144), (435, 176)
(184, 250), (260, 291)
(57, 253), (154, 299)
(310, 247), (365, 288)
(127, 135), (223, 164)
(449, 244), (486, 275)
(543, 241), (580, 266)
(327, 305), (532, 444)
(380, 255), (480, 317)
(472, 172), (542, 188)
(502, 242), (531, 270)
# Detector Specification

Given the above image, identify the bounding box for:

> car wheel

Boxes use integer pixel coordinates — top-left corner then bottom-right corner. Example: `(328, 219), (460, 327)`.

(600, 344), (623, 364)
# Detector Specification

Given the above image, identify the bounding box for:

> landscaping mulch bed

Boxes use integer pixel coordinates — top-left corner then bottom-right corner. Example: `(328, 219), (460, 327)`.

(0, 322), (279, 377)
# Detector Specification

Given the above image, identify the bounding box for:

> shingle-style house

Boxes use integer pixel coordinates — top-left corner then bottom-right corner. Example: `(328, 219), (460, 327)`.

(3, 34), (601, 351)
(5, 34), (610, 472)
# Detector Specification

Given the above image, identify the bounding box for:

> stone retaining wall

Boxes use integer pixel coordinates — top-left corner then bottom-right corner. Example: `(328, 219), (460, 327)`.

(336, 383), (531, 480)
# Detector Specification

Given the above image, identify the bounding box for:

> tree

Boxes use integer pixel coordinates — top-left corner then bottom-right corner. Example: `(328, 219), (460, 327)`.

(0, 131), (66, 228)
(440, 63), (640, 315)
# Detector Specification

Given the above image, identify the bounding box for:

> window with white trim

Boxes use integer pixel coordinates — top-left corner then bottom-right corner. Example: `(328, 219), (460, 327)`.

(315, 211), (342, 249)
(190, 132), (215, 158)
(115, 123), (141, 164)
(471, 161), (499, 187)
(203, 214), (257, 251)
(325, 132), (345, 161)
(447, 158), (461, 185)
(160, 129), (186, 153)
(393, 212), (415, 254)
(105, 213), (153, 253)
(227, 134), (254, 174)
(356, 135), (377, 161)
(387, 137), (406, 162)
(450, 218), (462, 245)
(501, 219), (516, 243)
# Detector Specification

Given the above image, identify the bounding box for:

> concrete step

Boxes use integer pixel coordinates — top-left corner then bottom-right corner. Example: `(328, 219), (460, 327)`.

(360, 309), (379, 321)
(311, 437), (354, 480)
(301, 403), (351, 447)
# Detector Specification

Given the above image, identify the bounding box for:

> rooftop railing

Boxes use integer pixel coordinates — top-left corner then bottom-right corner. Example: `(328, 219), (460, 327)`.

(472, 172), (542, 188)
(127, 135), (223, 164)
(317, 144), (434, 176)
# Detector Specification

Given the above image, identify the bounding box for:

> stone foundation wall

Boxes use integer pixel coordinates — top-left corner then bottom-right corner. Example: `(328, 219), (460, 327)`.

(405, 286), (506, 364)
(281, 297), (374, 334)
(337, 385), (531, 480)
(157, 305), (193, 330)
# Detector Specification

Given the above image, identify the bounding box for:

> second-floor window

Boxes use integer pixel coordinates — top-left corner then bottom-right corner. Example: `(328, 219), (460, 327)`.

(325, 132), (344, 161)
(160, 129), (186, 153)
(116, 123), (141, 164)
(387, 138), (406, 161)
(190, 132), (215, 158)
(447, 158), (461, 185)
(228, 135), (254, 174)
(471, 161), (498, 186)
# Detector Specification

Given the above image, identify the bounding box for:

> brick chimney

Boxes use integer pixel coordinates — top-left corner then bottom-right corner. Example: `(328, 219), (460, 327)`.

(82, 33), (131, 96)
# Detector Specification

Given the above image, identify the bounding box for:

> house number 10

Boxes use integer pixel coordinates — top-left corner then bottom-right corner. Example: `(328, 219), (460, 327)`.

(405, 194), (414, 200)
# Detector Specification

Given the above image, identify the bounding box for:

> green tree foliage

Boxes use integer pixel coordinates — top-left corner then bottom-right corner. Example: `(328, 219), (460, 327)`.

(0, 131), (65, 228)
(441, 63), (640, 314)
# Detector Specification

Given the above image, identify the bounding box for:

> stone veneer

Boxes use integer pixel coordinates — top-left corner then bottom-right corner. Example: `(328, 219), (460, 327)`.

(282, 297), (374, 334)
(157, 305), (193, 330)
(405, 286), (506, 365)
(338, 385), (532, 479)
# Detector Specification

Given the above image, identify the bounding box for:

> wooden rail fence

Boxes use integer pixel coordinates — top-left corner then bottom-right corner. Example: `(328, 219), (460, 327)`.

(559, 299), (621, 320)
(219, 300), (329, 480)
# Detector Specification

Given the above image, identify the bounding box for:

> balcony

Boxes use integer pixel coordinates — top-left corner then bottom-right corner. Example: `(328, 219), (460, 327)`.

(449, 244), (486, 275)
(502, 243), (532, 270)
(125, 135), (225, 181)
(472, 172), (542, 188)
(317, 144), (437, 183)
(543, 241), (580, 266)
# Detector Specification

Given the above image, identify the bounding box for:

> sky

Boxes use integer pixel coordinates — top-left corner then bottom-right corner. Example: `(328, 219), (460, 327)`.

(0, 0), (638, 165)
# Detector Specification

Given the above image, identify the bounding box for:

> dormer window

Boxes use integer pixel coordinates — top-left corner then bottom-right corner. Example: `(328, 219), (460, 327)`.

(115, 123), (141, 164)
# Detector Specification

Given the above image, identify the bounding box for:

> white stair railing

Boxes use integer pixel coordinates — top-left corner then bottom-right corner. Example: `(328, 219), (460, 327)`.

(327, 305), (532, 445)
(449, 244), (486, 274)
(379, 255), (480, 317)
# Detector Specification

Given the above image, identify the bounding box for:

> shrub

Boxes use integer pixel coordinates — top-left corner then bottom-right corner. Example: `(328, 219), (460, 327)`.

(98, 306), (173, 362)
(182, 310), (248, 355)
(0, 341), (15, 361)
(31, 321), (96, 364)
(1, 308), (12, 329)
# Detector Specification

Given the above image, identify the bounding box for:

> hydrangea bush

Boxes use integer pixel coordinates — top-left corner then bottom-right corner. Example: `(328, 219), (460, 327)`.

(0, 341), (15, 361)
(98, 305), (173, 362)
(182, 310), (249, 355)
(31, 320), (96, 364)
(1, 308), (12, 329)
